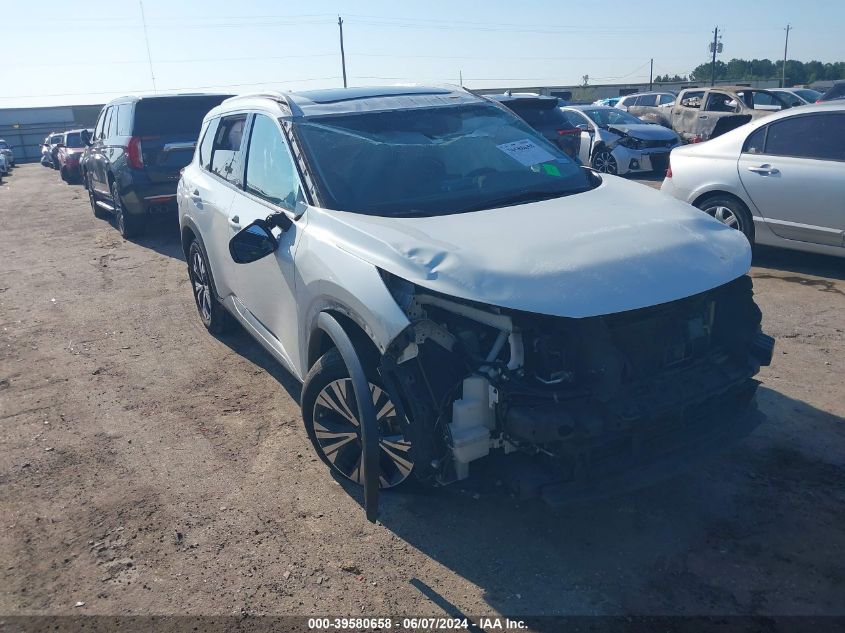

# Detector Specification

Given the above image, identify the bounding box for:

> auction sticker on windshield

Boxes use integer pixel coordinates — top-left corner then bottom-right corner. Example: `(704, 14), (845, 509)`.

(497, 139), (557, 167)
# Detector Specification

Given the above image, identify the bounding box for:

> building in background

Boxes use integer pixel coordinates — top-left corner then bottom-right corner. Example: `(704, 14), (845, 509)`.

(0, 104), (102, 164)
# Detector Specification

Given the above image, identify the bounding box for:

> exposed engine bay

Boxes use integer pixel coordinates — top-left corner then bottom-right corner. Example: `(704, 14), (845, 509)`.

(378, 272), (774, 500)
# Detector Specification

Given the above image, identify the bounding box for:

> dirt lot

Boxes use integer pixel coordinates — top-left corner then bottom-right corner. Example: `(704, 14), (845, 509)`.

(1, 164), (843, 618)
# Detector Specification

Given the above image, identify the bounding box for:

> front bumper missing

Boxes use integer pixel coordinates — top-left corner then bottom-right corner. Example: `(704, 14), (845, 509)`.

(498, 380), (763, 506)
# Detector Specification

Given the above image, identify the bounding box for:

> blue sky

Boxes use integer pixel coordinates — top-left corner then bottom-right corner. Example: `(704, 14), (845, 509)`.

(2, 0), (843, 108)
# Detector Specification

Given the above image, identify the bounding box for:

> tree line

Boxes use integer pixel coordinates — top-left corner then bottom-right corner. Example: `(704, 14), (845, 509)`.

(653, 59), (845, 85)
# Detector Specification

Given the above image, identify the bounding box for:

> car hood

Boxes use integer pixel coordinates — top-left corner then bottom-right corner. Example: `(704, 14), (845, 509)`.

(307, 176), (751, 318)
(607, 123), (678, 141)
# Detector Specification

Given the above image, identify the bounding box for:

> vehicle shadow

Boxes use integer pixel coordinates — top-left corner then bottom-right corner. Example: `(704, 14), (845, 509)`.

(361, 387), (844, 618)
(124, 216), (185, 261)
(212, 323), (302, 405)
(751, 246), (845, 282)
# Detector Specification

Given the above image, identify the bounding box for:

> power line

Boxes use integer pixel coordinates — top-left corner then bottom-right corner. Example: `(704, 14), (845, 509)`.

(0, 77), (343, 101)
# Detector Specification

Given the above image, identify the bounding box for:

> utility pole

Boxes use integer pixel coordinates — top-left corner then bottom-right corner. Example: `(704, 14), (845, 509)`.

(459, 70), (463, 87)
(781, 24), (791, 88)
(139, 0), (156, 93)
(710, 26), (719, 87)
(649, 58), (653, 90)
(338, 16), (348, 88)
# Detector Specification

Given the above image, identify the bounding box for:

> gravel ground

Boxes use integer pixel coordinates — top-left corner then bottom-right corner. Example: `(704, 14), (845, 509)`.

(1, 164), (843, 618)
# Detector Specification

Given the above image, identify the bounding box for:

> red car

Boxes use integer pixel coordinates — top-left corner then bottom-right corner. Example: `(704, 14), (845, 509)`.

(56, 129), (92, 183)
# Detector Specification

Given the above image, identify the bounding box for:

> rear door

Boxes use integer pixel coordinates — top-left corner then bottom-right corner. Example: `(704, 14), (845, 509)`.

(738, 112), (845, 247)
(671, 90), (705, 139)
(90, 107), (112, 195)
(132, 96), (231, 184)
(204, 113), (249, 297)
(226, 113), (308, 373)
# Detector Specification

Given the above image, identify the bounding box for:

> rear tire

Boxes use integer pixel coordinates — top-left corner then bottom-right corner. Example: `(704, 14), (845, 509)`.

(187, 239), (232, 335)
(696, 194), (755, 244)
(111, 180), (145, 238)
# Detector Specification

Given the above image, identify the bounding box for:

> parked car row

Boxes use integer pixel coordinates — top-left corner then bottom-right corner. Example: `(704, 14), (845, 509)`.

(0, 138), (16, 181)
(45, 82), (841, 519)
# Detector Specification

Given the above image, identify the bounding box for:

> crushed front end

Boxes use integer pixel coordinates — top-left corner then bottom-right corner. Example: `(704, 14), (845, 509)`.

(379, 273), (774, 503)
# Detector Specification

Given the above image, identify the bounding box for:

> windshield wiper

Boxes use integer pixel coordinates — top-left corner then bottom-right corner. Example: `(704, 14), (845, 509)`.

(453, 187), (591, 214)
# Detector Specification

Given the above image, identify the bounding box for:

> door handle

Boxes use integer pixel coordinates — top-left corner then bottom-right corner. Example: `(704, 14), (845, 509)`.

(747, 164), (779, 175)
(698, 115), (709, 119)
(228, 215), (241, 230)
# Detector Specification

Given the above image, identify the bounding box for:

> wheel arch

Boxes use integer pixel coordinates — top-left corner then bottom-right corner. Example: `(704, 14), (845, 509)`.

(692, 189), (756, 241)
(306, 307), (381, 373)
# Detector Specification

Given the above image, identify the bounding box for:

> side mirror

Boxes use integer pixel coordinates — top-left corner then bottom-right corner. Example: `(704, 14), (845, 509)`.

(229, 219), (279, 264)
(80, 130), (91, 146)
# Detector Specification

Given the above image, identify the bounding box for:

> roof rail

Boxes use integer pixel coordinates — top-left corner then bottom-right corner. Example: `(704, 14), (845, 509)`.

(223, 91), (287, 104)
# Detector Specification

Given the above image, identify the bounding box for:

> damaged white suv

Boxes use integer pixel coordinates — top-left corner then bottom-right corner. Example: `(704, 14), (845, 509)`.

(178, 86), (773, 515)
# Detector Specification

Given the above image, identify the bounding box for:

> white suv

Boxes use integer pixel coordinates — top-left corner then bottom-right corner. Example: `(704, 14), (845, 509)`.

(178, 86), (773, 517)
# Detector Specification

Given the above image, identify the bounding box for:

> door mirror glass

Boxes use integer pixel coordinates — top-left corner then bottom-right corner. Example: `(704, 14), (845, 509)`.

(80, 129), (91, 146)
(229, 219), (278, 264)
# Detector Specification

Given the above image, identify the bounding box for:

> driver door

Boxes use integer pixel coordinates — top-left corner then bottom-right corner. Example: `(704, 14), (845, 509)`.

(227, 113), (309, 376)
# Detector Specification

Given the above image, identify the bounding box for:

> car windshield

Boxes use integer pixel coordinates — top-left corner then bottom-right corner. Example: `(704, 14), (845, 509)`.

(581, 108), (644, 127)
(294, 103), (591, 216)
(64, 133), (84, 148)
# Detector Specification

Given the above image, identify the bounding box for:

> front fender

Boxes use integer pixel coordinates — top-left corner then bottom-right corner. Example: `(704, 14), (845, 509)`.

(296, 229), (411, 375)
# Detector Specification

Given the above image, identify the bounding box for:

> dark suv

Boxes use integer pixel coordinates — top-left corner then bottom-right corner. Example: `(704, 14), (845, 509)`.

(488, 94), (582, 161)
(818, 81), (845, 102)
(82, 93), (232, 237)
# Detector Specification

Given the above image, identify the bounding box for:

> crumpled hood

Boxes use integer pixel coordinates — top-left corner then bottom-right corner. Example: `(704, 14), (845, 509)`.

(607, 123), (679, 141)
(307, 176), (751, 318)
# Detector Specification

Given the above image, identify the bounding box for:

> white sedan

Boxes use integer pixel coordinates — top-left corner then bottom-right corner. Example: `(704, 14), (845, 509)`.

(662, 102), (845, 258)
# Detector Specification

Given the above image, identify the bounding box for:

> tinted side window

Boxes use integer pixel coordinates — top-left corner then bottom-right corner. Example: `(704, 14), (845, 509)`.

(103, 107), (115, 139)
(93, 110), (106, 140)
(198, 118), (219, 170)
(764, 114), (845, 161)
(210, 114), (247, 186)
(659, 94), (675, 105)
(636, 95), (657, 106)
(244, 114), (301, 210)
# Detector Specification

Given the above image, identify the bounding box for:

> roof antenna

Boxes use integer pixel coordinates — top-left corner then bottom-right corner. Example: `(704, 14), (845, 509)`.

(139, 0), (157, 93)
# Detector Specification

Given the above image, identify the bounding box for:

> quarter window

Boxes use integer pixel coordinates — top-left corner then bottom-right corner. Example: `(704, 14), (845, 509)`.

(198, 118), (219, 170)
(210, 114), (248, 186)
(116, 104), (133, 136)
(743, 127), (767, 154)
(244, 114), (302, 210)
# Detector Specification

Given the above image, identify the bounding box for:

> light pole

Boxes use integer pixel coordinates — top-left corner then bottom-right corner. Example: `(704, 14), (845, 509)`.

(782, 24), (791, 88)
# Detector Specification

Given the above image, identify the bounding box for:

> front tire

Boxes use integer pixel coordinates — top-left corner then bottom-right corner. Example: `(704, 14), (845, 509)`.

(696, 195), (754, 244)
(111, 180), (145, 238)
(592, 148), (618, 174)
(302, 348), (415, 490)
(187, 239), (232, 334)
